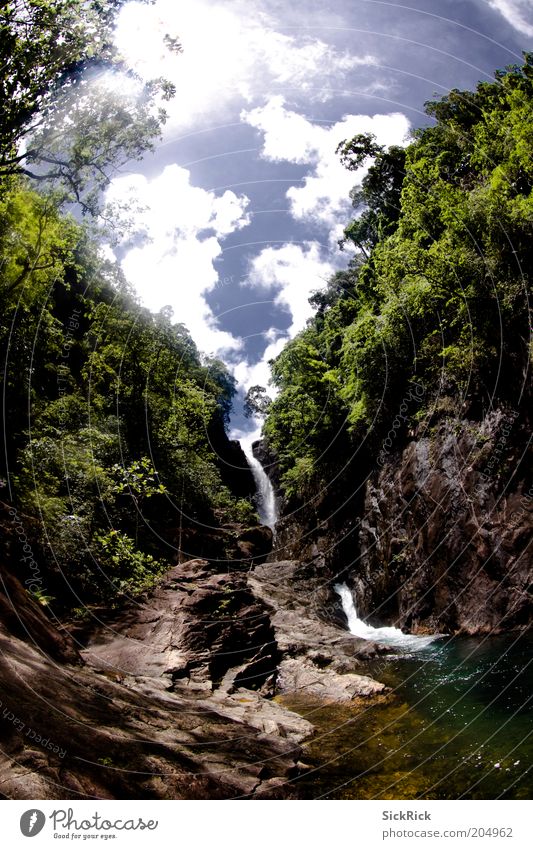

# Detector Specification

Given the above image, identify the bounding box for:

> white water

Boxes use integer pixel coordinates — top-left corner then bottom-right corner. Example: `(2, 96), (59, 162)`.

(241, 440), (278, 530)
(335, 583), (440, 651)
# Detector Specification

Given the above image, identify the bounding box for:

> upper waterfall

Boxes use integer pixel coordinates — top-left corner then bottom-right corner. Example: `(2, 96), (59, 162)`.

(241, 438), (278, 530)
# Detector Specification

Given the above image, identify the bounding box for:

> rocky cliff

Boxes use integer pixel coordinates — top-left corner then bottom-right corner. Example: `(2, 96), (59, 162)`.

(0, 545), (303, 799)
(270, 407), (532, 635)
(2, 404), (530, 800)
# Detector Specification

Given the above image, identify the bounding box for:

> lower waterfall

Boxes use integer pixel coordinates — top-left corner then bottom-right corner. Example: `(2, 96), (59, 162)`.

(335, 583), (440, 650)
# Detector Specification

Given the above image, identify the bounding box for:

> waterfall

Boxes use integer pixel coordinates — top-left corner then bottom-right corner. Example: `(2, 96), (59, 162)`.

(241, 440), (278, 530)
(335, 583), (440, 650)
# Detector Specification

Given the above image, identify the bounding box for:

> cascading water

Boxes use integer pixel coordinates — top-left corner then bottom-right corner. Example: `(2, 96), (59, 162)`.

(335, 583), (440, 650)
(241, 440), (278, 530)
(298, 587), (533, 800)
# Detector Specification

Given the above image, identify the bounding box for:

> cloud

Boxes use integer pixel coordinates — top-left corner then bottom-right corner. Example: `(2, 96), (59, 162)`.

(487, 0), (533, 38)
(232, 332), (288, 393)
(242, 98), (411, 240)
(245, 241), (335, 337)
(226, 242), (335, 397)
(114, 0), (379, 129)
(105, 164), (250, 354)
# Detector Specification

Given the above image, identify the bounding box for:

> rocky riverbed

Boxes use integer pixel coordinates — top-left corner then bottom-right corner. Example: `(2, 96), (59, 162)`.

(0, 533), (388, 800)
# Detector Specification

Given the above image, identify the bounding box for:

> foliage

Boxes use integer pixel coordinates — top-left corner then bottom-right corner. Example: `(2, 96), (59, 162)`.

(92, 529), (167, 600)
(0, 2), (251, 613)
(231, 498), (259, 525)
(337, 133), (406, 257)
(265, 53), (533, 498)
(1, 0), (121, 160)
(0, 181), (250, 607)
(243, 385), (272, 419)
(0, 0), (176, 216)
(0, 186), (78, 296)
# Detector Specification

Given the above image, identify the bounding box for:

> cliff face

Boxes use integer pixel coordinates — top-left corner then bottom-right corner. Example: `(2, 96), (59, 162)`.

(271, 408), (532, 635)
(214, 435), (257, 500)
(0, 514), (303, 799)
(356, 410), (532, 634)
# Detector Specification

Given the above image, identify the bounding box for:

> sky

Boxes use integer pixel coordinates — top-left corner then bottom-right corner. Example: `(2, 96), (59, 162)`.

(102, 0), (532, 437)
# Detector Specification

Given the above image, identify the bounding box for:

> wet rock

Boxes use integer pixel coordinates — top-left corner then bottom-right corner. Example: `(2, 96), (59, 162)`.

(270, 409), (532, 636)
(248, 560), (388, 701)
(356, 412), (533, 634)
(278, 657), (385, 702)
(0, 562), (303, 799)
(252, 439), (281, 490)
(215, 438), (256, 500)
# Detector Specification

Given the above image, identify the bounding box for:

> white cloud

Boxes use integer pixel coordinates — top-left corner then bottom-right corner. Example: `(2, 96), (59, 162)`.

(229, 106), (411, 399)
(107, 2), (409, 412)
(105, 164), (250, 355)
(243, 98), (411, 238)
(487, 0), (533, 38)
(115, 0), (378, 129)
(232, 333), (288, 394)
(245, 241), (335, 338)
(227, 242), (335, 397)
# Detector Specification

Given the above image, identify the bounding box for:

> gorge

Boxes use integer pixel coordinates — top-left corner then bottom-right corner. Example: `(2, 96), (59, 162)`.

(0, 7), (531, 802)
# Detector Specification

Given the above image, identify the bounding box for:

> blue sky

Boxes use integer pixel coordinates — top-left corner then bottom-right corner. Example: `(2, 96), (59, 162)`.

(102, 0), (532, 435)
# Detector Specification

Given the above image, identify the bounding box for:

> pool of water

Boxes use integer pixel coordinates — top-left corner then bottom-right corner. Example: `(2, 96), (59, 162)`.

(285, 631), (533, 799)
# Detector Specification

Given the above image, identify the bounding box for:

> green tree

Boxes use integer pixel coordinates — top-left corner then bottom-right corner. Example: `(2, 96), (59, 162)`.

(0, 1), (177, 216)
(243, 385), (272, 418)
(337, 133), (407, 256)
(264, 53), (533, 499)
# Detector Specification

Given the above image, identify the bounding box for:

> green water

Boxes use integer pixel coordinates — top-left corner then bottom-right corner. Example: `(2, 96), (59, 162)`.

(287, 632), (533, 799)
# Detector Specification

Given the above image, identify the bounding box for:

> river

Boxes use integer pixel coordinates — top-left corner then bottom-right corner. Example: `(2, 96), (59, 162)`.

(284, 586), (533, 799)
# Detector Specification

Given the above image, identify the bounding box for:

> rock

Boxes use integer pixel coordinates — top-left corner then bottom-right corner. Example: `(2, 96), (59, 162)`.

(0, 533), (387, 800)
(209, 687), (314, 743)
(0, 561), (303, 800)
(252, 439), (281, 490)
(83, 555), (387, 714)
(0, 555), (79, 666)
(278, 657), (385, 702)
(0, 628), (301, 799)
(236, 525), (273, 563)
(248, 559), (388, 702)
(356, 412), (533, 634)
(215, 438), (257, 500)
(178, 524), (272, 569)
(270, 409), (533, 635)
(83, 561), (279, 693)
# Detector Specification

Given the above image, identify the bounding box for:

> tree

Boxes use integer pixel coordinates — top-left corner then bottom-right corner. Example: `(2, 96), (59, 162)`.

(336, 133), (383, 171)
(243, 385), (272, 419)
(337, 133), (407, 256)
(111, 457), (167, 545)
(22, 76), (173, 216)
(0, 1), (177, 216)
(0, 180), (258, 607)
(1, 1), (124, 165)
(203, 357), (237, 426)
(264, 53), (533, 497)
